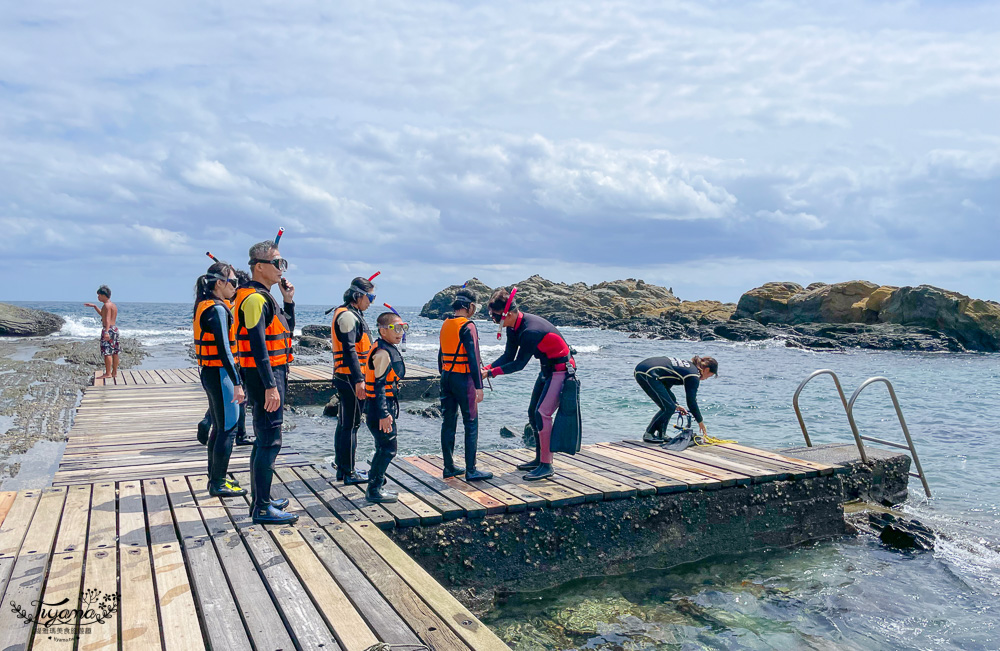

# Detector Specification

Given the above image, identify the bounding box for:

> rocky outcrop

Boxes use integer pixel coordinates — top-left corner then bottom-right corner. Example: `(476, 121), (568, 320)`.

(0, 303), (65, 337)
(421, 276), (735, 329)
(879, 285), (1000, 352)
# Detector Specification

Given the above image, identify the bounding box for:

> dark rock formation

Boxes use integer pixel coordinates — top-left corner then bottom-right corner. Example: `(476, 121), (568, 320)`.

(0, 303), (65, 337)
(296, 335), (330, 350)
(420, 278), (495, 320)
(301, 324), (329, 339)
(406, 404), (442, 418)
(879, 285), (1000, 352)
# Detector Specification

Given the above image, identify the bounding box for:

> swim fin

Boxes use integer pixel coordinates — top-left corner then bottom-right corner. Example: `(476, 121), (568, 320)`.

(550, 369), (582, 455)
(661, 429), (694, 452)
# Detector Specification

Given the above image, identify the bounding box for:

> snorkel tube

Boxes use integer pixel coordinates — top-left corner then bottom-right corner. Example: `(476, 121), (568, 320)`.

(497, 286), (518, 340)
(382, 302), (406, 352)
(206, 251), (221, 264)
(274, 227), (284, 246)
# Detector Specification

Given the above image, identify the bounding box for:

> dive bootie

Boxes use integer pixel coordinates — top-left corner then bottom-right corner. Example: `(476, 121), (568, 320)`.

(235, 432), (255, 446)
(269, 497), (290, 511)
(208, 480), (247, 498)
(366, 482), (398, 504)
(642, 429), (665, 444)
(523, 463), (553, 481)
(465, 468), (493, 481)
(197, 420), (210, 446)
(341, 469), (369, 485)
(516, 457), (540, 471)
(442, 465), (465, 478)
(251, 503), (298, 525)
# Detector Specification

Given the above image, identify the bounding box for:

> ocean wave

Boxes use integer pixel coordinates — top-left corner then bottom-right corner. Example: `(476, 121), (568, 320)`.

(396, 342), (602, 354)
(53, 316), (191, 345)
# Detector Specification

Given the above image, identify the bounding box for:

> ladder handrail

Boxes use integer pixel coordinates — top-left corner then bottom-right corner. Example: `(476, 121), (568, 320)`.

(792, 369), (869, 463)
(847, 377), (932, 498)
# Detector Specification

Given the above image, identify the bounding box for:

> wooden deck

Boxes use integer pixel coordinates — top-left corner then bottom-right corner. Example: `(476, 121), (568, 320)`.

(91, 363), (439, 386)
(0, 470), (511, 650)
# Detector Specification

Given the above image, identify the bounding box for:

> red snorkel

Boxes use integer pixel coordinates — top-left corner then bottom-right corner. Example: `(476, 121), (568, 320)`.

(368, 271), (381, 281)
(497, 286), (518, 340)
(274, 227), (284, 246)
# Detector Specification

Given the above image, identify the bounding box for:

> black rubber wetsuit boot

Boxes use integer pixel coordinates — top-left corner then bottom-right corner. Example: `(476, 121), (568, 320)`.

(516, 436), (541, 471)
(463, 423), (492, 480)
(524, 462), (553, 481)
(197, 410), (211, 446)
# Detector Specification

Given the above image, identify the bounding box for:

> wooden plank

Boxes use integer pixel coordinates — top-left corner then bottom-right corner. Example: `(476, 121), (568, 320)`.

(591, 444), (720, 490)
(542, 450), (658, 496)
(352, 521), (510, 651)
(383, 464), (465, 521)
(268, 469), (423, 646)
(321, 465), (423, 528)
(292, 466), (365, 523)
(615, 441), (752, 486)
(163, 477), (251, 651)
(404, 456), (507, 514)
(0, 488), (67, 651)
(0, 490), (41, 558)
(470, 453), (585, 508)
(32, 484), (90, 651)
(475, 452), (577, 508)
(0, 492), (17, 527)
(492, 449), (615, 502)
(326, 521), (472, 650)
(427, 453), (549, 511)
(699, 445), (820, 479)
(118, 481), (163, 650)
(677, 447), (790, 482)
(77, 482), (119, 651)
(390, 459), (487, 518)
(141, 479), (205, 651)
(719, 443), (839, 476)
(197, 480), (340, 650)
(576, 447), (688, 494)
(315, 468), (399, 530)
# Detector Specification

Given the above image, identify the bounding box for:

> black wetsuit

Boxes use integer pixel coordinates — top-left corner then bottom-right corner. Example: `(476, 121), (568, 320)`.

(634, 357), (703, 436)
(240, 282), (294, 510)
(332, 304), (372, 475)
(487, 312), (574, 464)
(438, 318), (484, 471)
(199, 302), (242, 488)
(365, 339), (405, 492)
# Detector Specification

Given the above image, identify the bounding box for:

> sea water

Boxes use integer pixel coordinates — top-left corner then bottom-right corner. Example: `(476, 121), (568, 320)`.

(18, 301), (1000, 649)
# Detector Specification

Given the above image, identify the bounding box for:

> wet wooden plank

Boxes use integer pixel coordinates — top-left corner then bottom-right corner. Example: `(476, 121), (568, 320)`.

(117, 481), (163, 650)
(0, 487), (67, 651)
(141, 479), (205, 651)
(352, 520), (511, 651)
(163, 476), (251, 651)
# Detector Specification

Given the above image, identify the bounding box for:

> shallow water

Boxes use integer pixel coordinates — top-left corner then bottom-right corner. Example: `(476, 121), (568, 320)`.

(14, 301), (1000, 649)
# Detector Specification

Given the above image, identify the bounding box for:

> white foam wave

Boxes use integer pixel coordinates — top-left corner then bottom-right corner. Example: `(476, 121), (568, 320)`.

(392, 342), (602, 354)
(54, 316), (191, 346)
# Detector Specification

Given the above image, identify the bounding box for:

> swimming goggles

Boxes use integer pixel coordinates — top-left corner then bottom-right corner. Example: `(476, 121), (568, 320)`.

(250, 257), (289, 271)
(366, 293), (377, 303)
(386, 322), (409, 333)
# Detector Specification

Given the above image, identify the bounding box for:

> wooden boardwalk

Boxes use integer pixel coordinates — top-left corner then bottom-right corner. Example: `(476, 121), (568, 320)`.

(92, 363), (439, 386)
(0, 469), (511, 650)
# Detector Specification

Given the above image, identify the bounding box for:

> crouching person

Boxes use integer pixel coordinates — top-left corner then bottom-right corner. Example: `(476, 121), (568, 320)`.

(364, 311), (408, 503)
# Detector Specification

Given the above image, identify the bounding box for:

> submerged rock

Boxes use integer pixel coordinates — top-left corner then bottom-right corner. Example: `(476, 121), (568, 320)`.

(300, 324), (329, 339)
(0, 303), (64, 337)
(406, 404), (442, 418)
(296, 334), (330, 350)
(868, 512), (935, 551)
(552, 595), (641, 635)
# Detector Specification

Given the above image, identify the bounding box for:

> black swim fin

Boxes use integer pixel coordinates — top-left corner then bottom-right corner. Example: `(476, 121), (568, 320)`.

(661, 429), (694, 452)
(551, 370), (582, 455)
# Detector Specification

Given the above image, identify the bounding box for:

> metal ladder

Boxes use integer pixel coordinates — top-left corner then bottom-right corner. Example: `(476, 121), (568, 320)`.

(793, 369), (931, 497)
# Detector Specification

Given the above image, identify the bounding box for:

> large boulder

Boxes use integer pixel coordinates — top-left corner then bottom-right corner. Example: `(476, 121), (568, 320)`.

(0, 303), (65, 337)
(879, 285), (1000, 352)
(420, 278), (494, 319)
(786, 280), (883, 324)
(732, 282), (804, 324)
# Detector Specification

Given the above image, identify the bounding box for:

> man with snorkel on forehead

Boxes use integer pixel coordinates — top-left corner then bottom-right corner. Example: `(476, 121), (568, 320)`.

(330, 273), (379, 486)
(234, 236), (298, 525)
(483, 287), (576, 481)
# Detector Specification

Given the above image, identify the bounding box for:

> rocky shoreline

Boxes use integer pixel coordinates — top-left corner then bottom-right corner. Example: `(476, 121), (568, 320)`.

(422, 278), (1000, 353)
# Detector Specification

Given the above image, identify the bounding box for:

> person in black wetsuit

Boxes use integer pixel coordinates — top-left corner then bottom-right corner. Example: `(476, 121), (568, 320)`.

(364, 311), (408, 503)
(484, 288), (575, 481)
(193, 262), (247, 498)
(234, 241), (297, 525)
(330, 277), (376, 485)
(197, 268), (251, 447)
(634, 356), (718, 441)
(438, 289), (492, 481)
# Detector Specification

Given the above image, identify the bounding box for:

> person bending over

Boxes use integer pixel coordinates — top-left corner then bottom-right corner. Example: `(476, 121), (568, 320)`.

(633, 355), (717, 442)
(483, 288), (575, 481)
(438, 289), (491, 481)
(364, 311), (408, 503)
(331, 277), (376, 485)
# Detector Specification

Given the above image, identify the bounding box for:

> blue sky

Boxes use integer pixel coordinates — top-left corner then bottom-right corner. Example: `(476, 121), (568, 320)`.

(2, 1), (999, 305)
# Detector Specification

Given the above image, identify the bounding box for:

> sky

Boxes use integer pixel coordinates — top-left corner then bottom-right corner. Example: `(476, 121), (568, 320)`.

(2, 0), (999, 306)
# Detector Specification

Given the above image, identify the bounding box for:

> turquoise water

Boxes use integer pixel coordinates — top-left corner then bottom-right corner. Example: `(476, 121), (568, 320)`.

(19, 301), (1000, 649)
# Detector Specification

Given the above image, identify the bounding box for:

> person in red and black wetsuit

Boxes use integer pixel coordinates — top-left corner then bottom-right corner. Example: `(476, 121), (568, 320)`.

(483, 288), (575, 481)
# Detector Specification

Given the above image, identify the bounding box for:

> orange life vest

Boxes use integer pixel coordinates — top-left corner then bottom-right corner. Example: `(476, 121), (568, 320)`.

(234, 286), (293, 368)
(365, 339), (405, 400)
(439, 316), (471, 374)
(331, 306), (372, 376)
(193, 299), (236, 367)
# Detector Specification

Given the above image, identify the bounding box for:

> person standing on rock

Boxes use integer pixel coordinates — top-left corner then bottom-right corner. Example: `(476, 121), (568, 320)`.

(483, 288), (576, 481)
(192, 262), (247, 498)
(634, 356), (717, 442)
(438, 289), (492, 481)
(83, 285), (119, 380)
(364, 311), (408, 503)
(234, 240), (297, 525)
(330, 276), (376, 486)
